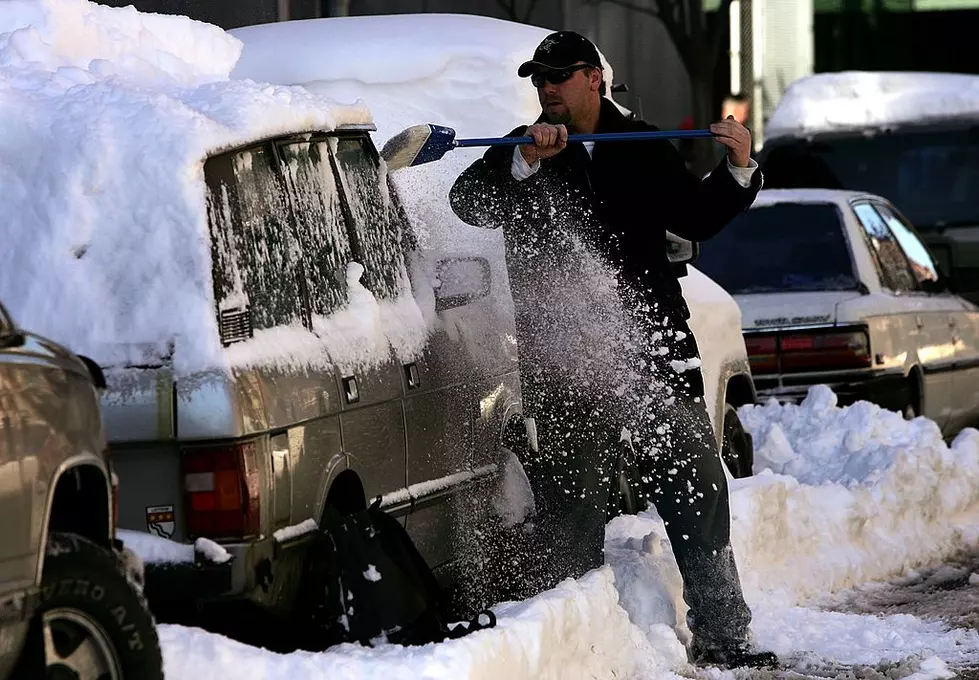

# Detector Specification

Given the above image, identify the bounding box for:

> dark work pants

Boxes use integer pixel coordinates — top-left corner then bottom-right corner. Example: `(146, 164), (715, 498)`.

(517, 320), (753, 649)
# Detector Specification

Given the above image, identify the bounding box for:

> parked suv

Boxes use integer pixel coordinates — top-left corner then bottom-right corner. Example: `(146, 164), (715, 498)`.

(105, 122), (528, 623)
(0, 299), (163, 679)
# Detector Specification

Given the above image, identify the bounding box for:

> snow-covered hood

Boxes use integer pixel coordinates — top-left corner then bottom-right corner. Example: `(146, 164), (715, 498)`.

(735, 291), (865, 331)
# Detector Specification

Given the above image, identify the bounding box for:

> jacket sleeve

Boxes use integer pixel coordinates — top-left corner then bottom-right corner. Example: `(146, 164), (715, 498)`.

(449, 126), (538, 229)
(644, 129), (762, 242)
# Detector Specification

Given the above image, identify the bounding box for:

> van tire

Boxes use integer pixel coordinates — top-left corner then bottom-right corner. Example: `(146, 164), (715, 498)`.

(721, 403), (754, 479)
(13, 532), (163, 679)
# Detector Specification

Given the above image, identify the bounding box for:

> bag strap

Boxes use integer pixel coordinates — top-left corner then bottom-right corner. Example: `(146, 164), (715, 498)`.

(445, 610), (497, 639)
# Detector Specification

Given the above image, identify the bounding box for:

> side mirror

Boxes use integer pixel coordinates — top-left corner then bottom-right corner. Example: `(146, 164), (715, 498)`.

(381, 124), (457, 172)
(434, 257), (491, 312)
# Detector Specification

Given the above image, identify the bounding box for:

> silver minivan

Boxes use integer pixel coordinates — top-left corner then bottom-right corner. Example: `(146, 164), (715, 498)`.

(106, 124), (528, 623)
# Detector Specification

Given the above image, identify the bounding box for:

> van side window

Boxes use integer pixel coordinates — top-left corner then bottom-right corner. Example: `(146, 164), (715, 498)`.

(333, 136), (407, 301)
(852, 202), (918, 293)
(205, 144), (307, 331)
(278, 140), (353, 316)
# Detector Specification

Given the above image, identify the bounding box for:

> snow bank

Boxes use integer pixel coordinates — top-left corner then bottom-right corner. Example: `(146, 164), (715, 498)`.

(766, 71), (979, 141)
(0, 0), (430, 377)
(732, 385), (979, 605)
(159, 567), (686, 680)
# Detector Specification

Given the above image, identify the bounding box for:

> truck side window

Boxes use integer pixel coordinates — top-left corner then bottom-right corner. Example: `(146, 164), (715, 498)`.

(852, 202), (918, 293)
(205, 144), (307, 331)
(332, 136), (408, 302)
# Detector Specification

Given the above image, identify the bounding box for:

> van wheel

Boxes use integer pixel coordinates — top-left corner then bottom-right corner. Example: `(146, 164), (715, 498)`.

(13, 532), (163, 679)
(721, 403), (754, 479)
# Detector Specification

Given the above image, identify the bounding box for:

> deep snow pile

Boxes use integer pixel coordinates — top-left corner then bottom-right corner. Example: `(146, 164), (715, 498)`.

(765, 71), (979, 140)
(732, 385), (979, 606)
(155, 388), (979, 678)
(0, 0), (431, 376)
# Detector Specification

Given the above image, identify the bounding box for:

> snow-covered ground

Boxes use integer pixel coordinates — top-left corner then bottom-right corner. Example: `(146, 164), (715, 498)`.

(159, 386), (979, 679)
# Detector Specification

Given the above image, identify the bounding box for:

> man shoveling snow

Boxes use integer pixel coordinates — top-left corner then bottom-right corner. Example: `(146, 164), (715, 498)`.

(448, 30), (776, 669)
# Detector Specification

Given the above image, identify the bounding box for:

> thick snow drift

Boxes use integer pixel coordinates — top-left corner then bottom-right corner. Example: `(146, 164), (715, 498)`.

(766, 71), (979, 141)
(0, 0), (392, 376)
(732, 385), (979, 606)
(155, 387), (979, 678)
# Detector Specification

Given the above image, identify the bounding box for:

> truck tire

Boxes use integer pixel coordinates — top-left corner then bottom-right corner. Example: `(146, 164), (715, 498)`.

(13, 532), (164, 679)
(721, 403), (754, 479)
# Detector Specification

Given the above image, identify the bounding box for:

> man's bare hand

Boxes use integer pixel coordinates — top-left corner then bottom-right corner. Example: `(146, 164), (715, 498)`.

(710, 116), (752, 168)
(520, 123), (568, 165)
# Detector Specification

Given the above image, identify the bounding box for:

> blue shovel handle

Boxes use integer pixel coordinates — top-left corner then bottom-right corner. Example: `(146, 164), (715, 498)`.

(454, 129), (716, 147)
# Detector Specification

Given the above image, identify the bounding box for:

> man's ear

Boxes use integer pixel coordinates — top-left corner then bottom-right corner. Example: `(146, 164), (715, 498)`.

(590, 67), (603, 92)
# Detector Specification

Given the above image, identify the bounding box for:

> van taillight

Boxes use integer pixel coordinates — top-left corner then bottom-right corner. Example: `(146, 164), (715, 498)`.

(779, 330), (871, 371)
(182, 441), (260, 540)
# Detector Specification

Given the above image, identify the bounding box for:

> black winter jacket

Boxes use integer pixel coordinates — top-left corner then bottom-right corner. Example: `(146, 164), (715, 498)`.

(448, 97), (763, 320)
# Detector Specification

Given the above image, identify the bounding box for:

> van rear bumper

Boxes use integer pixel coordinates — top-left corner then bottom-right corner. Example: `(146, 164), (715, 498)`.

(137, 537), (274, 612)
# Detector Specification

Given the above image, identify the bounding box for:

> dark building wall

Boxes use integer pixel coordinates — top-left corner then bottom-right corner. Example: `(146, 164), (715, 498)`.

(97, 0), (280, 28)
(815, 8), (979, 75)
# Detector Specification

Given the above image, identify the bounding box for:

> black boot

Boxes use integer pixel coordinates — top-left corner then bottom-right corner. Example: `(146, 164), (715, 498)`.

(689, 637), (780, 669)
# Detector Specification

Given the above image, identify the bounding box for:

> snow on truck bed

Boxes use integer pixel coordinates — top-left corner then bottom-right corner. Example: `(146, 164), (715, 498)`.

(766, 71), (979, 141)
(0, 0), (386, 376)
(157, 386), (979, 679)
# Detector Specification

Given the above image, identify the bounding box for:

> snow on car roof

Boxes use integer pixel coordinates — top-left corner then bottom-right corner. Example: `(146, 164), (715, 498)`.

(765, 71), (979, 142)
(229, 14), (620, 144)
(0, 0), (384, 376)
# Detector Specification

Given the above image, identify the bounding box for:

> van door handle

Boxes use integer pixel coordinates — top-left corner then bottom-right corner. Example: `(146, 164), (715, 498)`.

(915, 315), (924, 329)
(404, 363), (421, 390)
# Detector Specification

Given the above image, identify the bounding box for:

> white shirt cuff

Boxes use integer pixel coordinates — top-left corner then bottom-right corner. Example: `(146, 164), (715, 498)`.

(727, 157), (758, 188)
(511, 146), (540, 181)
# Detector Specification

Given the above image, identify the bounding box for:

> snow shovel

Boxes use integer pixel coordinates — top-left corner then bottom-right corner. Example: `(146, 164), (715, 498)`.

(381, 123), (716, 171)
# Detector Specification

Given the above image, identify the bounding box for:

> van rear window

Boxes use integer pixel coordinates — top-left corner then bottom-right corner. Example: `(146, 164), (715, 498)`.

(205, 143), (310, 331)
(695, 203), (859, 295)
(204, 132), (406, 341)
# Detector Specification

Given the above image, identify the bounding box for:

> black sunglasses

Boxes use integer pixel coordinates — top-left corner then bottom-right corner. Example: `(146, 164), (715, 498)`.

(531, 64), (595, 88)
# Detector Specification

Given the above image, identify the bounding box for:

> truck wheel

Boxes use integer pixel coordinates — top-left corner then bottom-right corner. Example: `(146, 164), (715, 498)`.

(721, 403), (754, 479)
(13, 532), (163, 679)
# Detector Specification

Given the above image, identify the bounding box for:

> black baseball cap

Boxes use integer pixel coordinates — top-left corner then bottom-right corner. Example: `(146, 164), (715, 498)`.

(517, 31), (602, 77)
